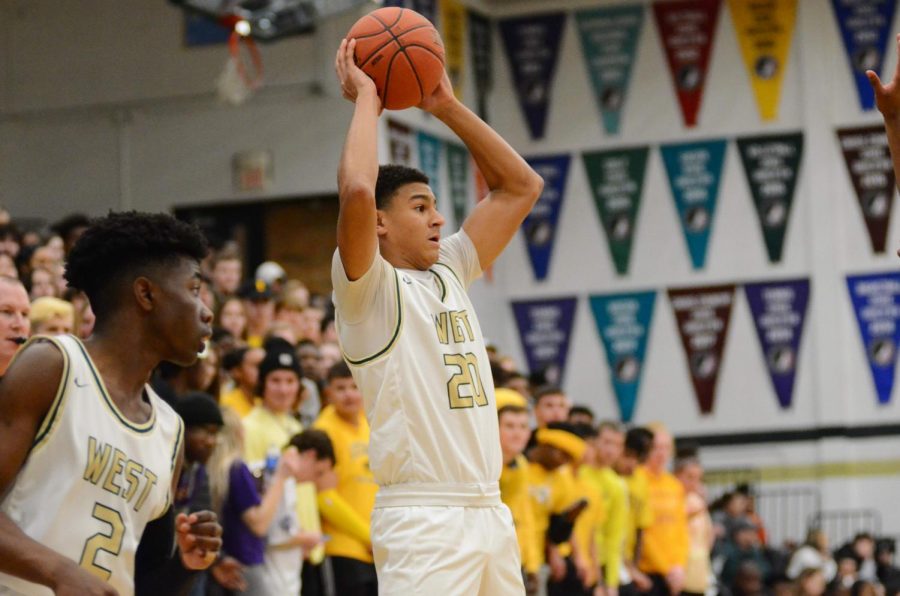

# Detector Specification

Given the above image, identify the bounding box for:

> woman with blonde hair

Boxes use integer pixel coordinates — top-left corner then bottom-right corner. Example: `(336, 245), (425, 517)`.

(207, 407), (299, 595)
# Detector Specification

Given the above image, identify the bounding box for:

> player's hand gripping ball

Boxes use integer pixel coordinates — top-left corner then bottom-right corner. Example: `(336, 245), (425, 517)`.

(345, 7), (445, 110)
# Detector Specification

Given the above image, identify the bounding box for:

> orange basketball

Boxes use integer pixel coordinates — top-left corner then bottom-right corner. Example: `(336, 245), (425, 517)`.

(346, 7), (446, 110)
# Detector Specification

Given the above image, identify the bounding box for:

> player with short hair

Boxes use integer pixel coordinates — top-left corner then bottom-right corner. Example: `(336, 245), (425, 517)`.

(332, 38), (543, 594)
(0, 211), (221, 596)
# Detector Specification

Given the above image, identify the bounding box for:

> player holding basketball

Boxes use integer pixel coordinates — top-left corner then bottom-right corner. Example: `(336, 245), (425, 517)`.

(332, 36), (543, 594)
(0, 212), (221, 595)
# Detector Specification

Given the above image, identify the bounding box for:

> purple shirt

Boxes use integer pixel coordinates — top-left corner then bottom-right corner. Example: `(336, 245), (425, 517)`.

(222, 461), (265, 565)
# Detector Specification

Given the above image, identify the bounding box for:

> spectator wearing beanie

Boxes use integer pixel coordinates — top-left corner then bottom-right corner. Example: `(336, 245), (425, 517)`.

(172, 393), (225, 596)
(241, 345), (326, 588)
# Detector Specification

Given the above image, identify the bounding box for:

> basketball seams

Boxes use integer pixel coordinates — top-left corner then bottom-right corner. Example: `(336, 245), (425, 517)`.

(369, 7), (405, 31)
(355, 24), (434, 70)
(398, 43), (444, 63)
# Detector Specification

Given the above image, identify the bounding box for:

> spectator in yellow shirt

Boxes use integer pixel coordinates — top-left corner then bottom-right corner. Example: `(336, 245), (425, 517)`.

(615, 427), (654, 596)
(220, 346), (265, 418)
(496, 388), (540, 595)
(638, 425), (689, 596)
(313, 361), (378, 596)
(580, 421), (628, 596)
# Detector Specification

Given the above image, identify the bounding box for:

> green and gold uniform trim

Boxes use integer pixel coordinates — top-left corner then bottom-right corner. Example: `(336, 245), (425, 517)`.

(432, 262), (462, 288)
(429, 268), (447, 301)
(25, 335), (71, 453)
(74, 337), (157, 434)
(342, 270), (403, 366)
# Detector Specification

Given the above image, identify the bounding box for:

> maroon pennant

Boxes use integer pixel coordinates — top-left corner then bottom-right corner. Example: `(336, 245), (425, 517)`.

(653, 0), (722, 127)
(668, 284), (736, 414)
(836, 125), (896, 253)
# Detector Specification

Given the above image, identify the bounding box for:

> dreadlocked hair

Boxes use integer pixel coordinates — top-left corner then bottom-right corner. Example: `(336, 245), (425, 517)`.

(64, 211), (208, 319)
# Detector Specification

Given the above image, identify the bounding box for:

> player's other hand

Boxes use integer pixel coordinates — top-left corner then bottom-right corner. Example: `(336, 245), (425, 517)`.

(867, 34), (900, 119)
(335, 38), (380, 109)
(176, 510), (222, 570)
(418, 70), (456, 115)
(51, 562), (119, 596)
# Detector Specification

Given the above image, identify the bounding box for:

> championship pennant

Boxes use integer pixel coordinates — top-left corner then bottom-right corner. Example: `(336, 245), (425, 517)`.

(831, 0), (896, 111)
(589, 291), (656, 422)
(440, 0), (466, 100)
(660, 140), (727, 269)
(469, 10), (494, 121)
(668, 284), (736, 414)
(499, 12), (567, 139)
(575, 5), (644, 135)
(582, 147), (650, 275)
(511, 297), (578, 386)
(446, 142), (470, 228)
(653, 0), (722, 127)
(727, 0), (797, 121)
(417, 131), (443, 210)
(522, 155), (571, 281)
(736, 132), (804, 263)
(837, 126), (896, 253)
(744, 279), (810, 409)
(847, 272), (900, 405)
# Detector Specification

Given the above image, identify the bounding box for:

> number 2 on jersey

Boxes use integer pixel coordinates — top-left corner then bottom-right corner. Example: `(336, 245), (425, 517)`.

(79, 503), (125, 580)
(444, 353), (488, 409)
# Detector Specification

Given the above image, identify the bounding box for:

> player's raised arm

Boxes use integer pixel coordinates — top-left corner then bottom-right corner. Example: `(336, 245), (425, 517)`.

(0, 342), (117, 595)
(868, 34), (900, 205)
(335, 38), (382, 281)
(421, 73), (544, 270)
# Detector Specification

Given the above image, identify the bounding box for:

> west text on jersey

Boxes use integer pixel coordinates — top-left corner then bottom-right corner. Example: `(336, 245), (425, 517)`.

(82, 436), (159, 512)
(433, 309), (475, 345)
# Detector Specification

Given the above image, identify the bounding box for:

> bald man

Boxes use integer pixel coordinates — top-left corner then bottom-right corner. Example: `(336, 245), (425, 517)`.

(0, 277), (30, 376)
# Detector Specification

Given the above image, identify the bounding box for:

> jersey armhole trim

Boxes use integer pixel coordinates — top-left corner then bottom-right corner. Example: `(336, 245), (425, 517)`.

(341, 269), (403, 366)
(30, 336), (72, 453)
(433, 261), (463, 288)
(429, 268), (447, 301)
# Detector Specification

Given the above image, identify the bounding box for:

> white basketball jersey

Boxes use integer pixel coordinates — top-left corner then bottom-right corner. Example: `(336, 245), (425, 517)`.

(332, 232), (501, 501)
(0, 335), (183, 596)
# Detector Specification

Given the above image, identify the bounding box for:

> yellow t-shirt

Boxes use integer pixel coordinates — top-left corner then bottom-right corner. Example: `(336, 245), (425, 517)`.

(581, 465), (628, 588)
(313, 406), (378, 564)
(572, 474), (605, 587)
(527, 462), (581, 565)
(500, 455), (540, 575)
(638, 469), (689, 575)
(219, 386), (258, 418)
(242, 405), (325, 564)
(623, 466), (652, 563)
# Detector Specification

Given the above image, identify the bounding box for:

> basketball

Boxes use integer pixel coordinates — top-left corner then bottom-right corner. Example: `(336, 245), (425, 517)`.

(346, 7), (446, 110)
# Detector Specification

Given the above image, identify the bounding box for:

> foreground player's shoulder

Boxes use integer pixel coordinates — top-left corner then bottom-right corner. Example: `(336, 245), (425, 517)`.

(435, 230), (481, 289)
(0, 337), (68, 419)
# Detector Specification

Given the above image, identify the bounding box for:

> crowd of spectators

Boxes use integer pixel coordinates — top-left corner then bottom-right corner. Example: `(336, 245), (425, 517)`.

(0, 209), (897, 596)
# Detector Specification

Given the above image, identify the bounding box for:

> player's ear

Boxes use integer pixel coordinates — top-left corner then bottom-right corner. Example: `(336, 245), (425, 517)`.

(376, 210), (388, 237)
(133, 277), (155, 312)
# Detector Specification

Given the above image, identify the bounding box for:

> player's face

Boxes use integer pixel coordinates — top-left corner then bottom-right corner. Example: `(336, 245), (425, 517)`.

(328, 376), (362, 421)
(595, 428), (624, 467)
(534, 393), (570, 427)
(153, 258), (214, 367)
(0, 282), (30, 367)
(379, 183), (446, 270)
(262, 369), (300, 414)
(498, 410), (531, 458)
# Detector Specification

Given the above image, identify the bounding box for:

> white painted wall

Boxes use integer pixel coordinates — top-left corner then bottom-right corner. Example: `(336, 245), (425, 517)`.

(2, 0), (898, 536)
